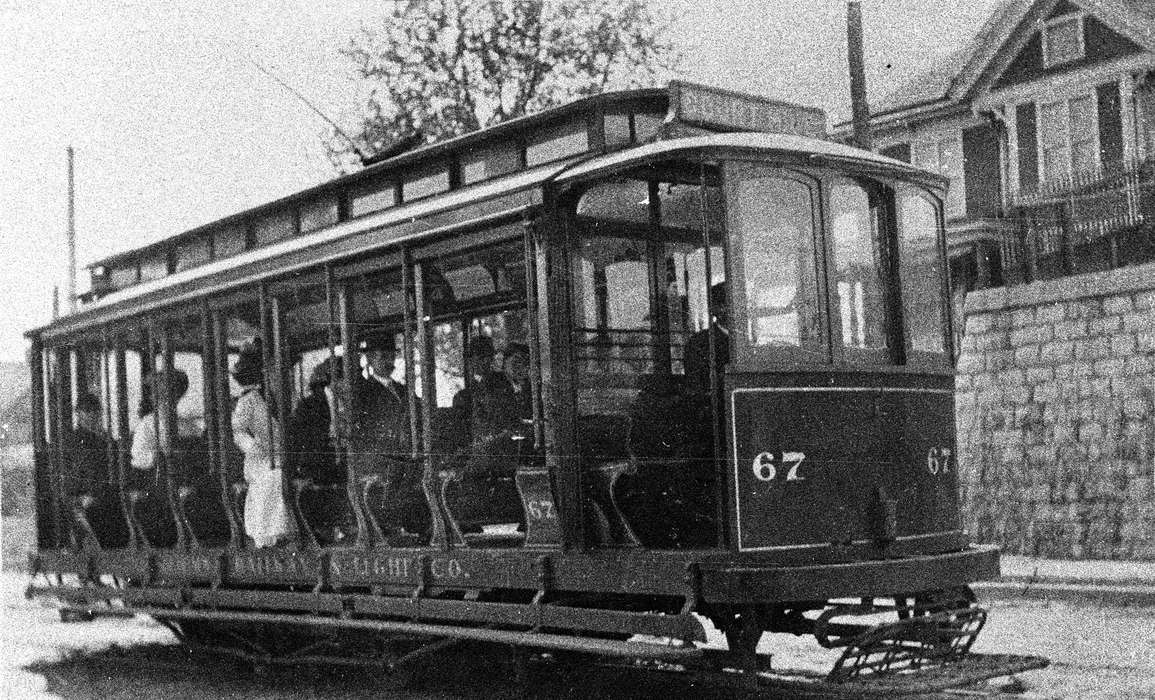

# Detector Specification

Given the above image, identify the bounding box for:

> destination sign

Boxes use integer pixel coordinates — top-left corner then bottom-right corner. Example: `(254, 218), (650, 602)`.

(669, 80), (827, 139)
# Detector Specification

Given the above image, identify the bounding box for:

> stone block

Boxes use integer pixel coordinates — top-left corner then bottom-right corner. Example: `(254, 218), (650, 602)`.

(1110, 333), (1136, 356)
(1134, 290), (1155, 310)
(1102, 295), (1135, 316)
(1052, 319), (1088, 340)
(965, 314), (994, 334)
(1003, 385), (1030, 404)
(1013, 344), (1040, 365)
(1066, 299), (1101, 319)
(1094, 357), (1127, 378)
(1011, 324), (1054, 346)
(1124, 356), (1152, 375)
(1138, 331), (1155, 352)
(1089, 315), (1124, 335)
(985, 349), (1015, 372)
(956, 353), (983, 374)
(1122, 311), (1155, 334)
(1122, 396), (1149, 419)
(972, 332), (1008, 351)
(1011, 307), (1036, 327)
(1040, 340), (1074, 363)
(1077, 421), (1104, 443)
(1035, 303), (1065, 324)
(1024, 366), (1054, 384)
(955, 374), (973, 392)
(1032, 382), (1059, 402)
(1074, 336), (1111, 361)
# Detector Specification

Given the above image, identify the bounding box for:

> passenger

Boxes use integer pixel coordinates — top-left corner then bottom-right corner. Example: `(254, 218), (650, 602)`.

(230, 341), (293, 548)
(286, 356), (348, 544)
(286, 356), (344, 487)
(352, 331), (427, 535)
(684, 282), (730, 396)
(471, 342), (532, 445)
(130, 368), (193, 478)
(352, 331), (413, 463)
(451, 335), (497, 415)
(66, 392), (127, 546)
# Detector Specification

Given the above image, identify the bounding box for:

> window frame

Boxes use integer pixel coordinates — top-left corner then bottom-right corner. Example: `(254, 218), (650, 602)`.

(1042, 13), (1085, 69)
(724, 161), (828, 369)
(1036, 91), (1100, 184)
(894, 185), (953, 370)
(820, 174), (900, 367)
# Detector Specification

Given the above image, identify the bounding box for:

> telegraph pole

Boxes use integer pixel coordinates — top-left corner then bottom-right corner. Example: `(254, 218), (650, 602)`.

(65, 146), (77, 314)
(847, 1), (872, 151)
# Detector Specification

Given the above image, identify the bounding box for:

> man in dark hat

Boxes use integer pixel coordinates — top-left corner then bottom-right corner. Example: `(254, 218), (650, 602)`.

(353, 330), (413, 465)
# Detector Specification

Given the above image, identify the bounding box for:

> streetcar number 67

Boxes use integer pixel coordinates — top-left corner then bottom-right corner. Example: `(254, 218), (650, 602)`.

(752, 451), (806, 482)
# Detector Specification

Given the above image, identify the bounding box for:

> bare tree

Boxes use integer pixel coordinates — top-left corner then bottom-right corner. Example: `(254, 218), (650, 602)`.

(329, 0), (680, 169)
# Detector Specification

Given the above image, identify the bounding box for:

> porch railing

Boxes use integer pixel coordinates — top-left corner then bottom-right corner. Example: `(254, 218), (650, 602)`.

(1000, 158), (1155, 285)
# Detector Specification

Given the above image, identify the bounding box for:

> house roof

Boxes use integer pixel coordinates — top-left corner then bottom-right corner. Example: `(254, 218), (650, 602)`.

(853, 0), (1155, 128)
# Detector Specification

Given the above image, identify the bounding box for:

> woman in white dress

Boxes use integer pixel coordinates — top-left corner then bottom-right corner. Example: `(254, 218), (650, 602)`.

(231, 341), (293, 548)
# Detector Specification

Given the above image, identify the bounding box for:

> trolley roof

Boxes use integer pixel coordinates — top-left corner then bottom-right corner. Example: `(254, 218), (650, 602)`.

(32, 82), (939, 340)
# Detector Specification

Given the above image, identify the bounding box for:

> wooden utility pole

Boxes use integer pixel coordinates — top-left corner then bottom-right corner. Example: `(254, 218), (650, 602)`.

(847, 1), (872, 150)
(66, 146), (77, 314)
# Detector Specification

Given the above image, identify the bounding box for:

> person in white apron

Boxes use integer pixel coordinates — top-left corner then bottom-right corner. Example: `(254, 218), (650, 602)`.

(231, 340), (293, 548)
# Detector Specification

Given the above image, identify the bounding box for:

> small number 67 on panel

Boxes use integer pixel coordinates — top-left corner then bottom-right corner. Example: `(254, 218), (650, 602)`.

(751, 451), (806, 482)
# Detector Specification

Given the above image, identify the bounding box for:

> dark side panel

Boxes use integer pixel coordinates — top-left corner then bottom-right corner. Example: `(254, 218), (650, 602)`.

(730, 377), (960, 552)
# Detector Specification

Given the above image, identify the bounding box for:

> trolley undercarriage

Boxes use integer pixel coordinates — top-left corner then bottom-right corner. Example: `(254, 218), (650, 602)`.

(26, 545), (1044, 695)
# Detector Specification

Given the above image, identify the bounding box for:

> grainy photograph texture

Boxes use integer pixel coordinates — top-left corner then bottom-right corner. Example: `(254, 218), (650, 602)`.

(2, 0), (1155, 698)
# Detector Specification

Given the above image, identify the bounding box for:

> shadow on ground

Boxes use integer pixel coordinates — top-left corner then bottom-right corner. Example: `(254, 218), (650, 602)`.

(24, 640), (743, 700)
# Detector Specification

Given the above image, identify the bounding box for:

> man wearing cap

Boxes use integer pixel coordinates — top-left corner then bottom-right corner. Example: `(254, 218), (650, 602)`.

(353, 331), (413, 467)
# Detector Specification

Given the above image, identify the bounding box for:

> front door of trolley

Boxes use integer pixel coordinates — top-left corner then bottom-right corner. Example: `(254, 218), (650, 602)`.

(563, 159), (726, 549)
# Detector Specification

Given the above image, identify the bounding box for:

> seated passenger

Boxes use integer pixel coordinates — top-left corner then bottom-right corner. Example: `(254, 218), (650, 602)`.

(130, 368), (195, 480)
(470, 342), (532, 448)
(286, 356), (348, 544)
(455, 342), (532, 526)
(353, 331), (427, 536)
(684, 282), (730, 396)
(286, 356), (344, 486)
(231, 341), (294, 548)
(66, 392), (127, 546)
(451, 335), (498, 418)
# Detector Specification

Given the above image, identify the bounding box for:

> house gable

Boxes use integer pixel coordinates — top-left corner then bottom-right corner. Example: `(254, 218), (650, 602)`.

(992, 13), (1144, 90)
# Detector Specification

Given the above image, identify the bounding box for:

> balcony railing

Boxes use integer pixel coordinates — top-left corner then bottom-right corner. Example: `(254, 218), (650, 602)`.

(1000, 158), (1155, 285)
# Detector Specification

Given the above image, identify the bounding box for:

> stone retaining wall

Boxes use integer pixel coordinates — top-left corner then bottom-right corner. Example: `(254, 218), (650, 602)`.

(957, 262), (1155, 559)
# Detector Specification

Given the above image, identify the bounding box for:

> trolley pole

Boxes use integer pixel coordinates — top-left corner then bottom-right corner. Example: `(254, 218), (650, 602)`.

(65, 146), (77, 314)
(847, 1), (872, 151)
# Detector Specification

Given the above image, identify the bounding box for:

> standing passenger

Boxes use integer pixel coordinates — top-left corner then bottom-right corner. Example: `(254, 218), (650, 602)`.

(231, 341), (293, 548)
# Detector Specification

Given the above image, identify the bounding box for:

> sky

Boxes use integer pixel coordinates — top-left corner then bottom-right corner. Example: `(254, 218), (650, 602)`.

(0, 0), (1002, 363)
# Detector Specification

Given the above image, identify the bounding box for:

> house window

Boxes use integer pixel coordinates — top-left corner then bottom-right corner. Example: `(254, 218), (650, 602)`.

(912, 136), (964, 219)
(1042, 14), (1084, 68)
(1038, 93), (1097, 183)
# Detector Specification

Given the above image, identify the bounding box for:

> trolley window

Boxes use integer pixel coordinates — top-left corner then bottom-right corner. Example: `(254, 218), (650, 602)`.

(828, 178), (892, 362)
(896, 186), (950, 363)
(725, 164), (823, 365)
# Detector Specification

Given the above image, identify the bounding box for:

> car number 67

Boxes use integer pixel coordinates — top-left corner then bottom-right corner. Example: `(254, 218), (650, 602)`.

(751, 451), (806, 482)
